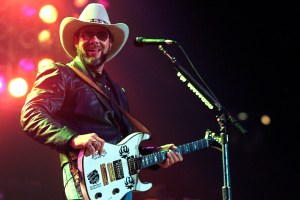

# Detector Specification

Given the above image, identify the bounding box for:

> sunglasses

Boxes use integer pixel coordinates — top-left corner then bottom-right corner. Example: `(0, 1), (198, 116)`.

(79, 31), (110, 41)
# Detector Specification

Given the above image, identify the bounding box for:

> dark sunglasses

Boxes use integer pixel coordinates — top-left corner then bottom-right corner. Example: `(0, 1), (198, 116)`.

(79, 31), (110, 41)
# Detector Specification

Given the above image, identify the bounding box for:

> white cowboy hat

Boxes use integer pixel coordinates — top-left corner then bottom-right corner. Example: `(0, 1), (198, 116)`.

(59, 3), (129, 62)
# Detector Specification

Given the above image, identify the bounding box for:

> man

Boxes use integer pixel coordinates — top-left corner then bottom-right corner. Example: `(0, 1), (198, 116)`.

(20, 3), (183, 200)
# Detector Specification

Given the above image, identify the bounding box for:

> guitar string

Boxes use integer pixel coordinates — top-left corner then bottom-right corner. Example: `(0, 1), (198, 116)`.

(83, 143), (206, 178)
(105, 152), (166, 171)
(111, 143), (206, 170)
(66, 144), (203, 183)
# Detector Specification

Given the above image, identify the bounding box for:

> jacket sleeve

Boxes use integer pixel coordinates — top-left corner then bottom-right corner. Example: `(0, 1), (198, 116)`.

(20, 63), (77, 153)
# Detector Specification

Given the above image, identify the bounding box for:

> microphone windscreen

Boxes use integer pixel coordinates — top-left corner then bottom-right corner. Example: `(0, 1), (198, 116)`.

(134, 37), (144, 47)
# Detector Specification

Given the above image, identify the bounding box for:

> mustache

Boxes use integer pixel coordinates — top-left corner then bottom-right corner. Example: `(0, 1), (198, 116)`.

(84, 43), (102, 49)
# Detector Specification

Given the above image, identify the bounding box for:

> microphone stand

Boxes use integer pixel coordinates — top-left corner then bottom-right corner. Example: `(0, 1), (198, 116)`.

(157, 45), (247, 200)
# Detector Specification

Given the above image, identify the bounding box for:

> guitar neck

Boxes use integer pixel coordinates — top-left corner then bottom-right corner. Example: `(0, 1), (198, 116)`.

(140, 138), (209, 169)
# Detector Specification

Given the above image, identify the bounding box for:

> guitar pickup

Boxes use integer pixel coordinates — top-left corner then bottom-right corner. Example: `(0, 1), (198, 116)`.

(113, 159), (124, 180)
(127, 156), (138, 175)
(100, 164), (109, 186)
(107, 162), (116, 182)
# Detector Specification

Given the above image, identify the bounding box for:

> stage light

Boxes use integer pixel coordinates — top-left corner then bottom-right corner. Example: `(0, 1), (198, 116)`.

(74, 0), (89, 8)
(8, 77), (28, 98)
(38, 29), (53, 46)
(237, 112), (248, 121)
(0, 75), (5, 93)
(261, 114), (271, 126)
(21, 3), (37, 17)
(19, 58), (35, 72)
(39, 5), (58, 24)
(98, 0), (110, 8)
(38, 58), (54, 69)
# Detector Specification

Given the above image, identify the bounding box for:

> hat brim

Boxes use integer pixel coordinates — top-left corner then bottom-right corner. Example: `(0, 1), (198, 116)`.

(59, 17), (129, 62)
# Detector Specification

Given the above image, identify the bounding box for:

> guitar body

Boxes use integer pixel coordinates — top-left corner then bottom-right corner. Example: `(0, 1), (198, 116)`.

(78, 132), (152, 200)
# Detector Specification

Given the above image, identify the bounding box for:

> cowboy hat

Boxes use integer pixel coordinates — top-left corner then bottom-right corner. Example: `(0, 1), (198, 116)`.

(59, 3), (129, 62)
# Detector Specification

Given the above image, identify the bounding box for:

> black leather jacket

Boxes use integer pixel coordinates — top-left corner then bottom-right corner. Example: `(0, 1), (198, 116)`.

(20, 57), (135, 167)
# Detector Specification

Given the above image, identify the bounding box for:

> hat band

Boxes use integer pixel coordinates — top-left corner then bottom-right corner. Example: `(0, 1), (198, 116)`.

(87, 18), (108, 24)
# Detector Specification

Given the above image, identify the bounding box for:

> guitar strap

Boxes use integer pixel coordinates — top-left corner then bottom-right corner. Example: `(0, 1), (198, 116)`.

(68, 63), (151, 134)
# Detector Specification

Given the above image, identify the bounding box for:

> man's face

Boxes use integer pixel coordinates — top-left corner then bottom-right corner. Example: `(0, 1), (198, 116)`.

(74, 25), (112, 68)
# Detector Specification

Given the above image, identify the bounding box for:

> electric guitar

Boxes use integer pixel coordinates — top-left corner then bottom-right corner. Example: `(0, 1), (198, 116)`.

(77, 130), (221, 200)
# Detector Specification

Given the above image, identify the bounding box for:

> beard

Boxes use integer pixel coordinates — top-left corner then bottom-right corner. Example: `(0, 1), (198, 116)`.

(76, 46), (108, 70)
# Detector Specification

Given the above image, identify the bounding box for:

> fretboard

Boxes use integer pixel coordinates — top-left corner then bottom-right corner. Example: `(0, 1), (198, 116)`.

(140, 138), (209, 169)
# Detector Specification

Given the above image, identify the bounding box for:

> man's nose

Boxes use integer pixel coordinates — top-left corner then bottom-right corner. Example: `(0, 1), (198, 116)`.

(89, 35), (101, 43)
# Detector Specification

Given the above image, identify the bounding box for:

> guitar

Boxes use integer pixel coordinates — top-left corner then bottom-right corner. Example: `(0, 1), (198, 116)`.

(77, 130), (221, 200)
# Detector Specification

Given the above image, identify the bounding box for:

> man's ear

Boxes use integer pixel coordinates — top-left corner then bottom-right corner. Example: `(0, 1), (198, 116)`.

(109, 40), (113, 51)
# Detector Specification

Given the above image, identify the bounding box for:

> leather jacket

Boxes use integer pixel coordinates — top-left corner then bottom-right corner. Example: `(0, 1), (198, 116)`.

(20, 57), (135, 168)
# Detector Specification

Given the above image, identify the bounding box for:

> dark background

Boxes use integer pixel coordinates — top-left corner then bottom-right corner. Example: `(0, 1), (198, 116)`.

(0, 0), (297, 199)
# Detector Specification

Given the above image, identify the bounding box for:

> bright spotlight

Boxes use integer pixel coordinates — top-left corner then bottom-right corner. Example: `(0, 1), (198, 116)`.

(38, 30), (53, 46)
(8, 78), (28, 98)
(260, 114), (271, 126)
(39, 5), (58, 24)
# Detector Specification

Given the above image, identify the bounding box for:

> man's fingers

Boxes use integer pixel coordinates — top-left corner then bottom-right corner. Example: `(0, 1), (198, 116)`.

(84, 144), (95, 156)
(159, 143), (176, 151)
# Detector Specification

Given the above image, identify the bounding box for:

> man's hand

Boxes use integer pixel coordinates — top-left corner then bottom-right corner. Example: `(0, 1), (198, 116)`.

(158, 144), (183, 168)
(70, 133), (105, 156)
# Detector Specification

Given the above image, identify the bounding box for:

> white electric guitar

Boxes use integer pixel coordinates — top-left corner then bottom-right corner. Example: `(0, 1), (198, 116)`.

(77, 130), (221, 200)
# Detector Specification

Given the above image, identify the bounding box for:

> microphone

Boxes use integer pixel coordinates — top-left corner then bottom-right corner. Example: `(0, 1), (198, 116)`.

(134, 37), (177, 47)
